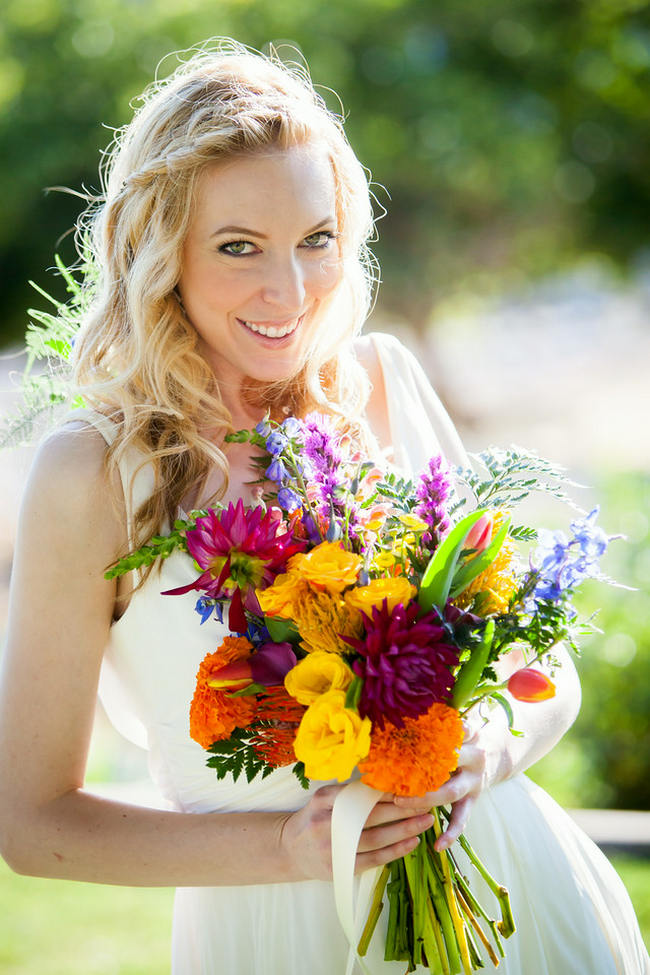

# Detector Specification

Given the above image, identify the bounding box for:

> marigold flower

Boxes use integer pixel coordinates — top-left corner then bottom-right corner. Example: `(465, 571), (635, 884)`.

(344, 577), (417, 618)
(251, 686), (306, 767)
(284, 651), (354, 705)
(290, 542), (362, 594)
(189, 637), (256, 749)
(359, 703), (464, 796)
(455, 512), (519, 616)
(293, 690), (371, 782)
(293, 588), (364, 654)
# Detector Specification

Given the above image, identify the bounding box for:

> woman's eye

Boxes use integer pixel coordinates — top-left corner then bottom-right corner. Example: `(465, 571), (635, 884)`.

(219, 240), (256, 256)
(302, 231), (337, 249)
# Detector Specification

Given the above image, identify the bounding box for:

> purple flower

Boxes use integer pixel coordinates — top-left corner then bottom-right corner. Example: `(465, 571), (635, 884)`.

(415, 455), (451, 549)
(344, 601), (459, 729)
(265, 430), (288, 457)
(526, 508), (614, 607)
(280, 416), (304, 439)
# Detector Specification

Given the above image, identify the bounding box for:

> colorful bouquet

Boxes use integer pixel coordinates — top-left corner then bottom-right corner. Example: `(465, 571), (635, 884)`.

(108, 414), (615, 973)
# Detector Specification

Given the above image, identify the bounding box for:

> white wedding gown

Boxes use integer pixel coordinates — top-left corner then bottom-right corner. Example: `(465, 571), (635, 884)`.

(84, 332), (648, 974)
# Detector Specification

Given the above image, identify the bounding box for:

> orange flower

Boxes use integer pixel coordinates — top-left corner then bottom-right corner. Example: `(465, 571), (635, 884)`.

(256, 570), (310, 619)
(251, 686), (306, 767)
(290, 541), (362, 594)
(359, 703), (464, 796)
(189, 637), (256, 749)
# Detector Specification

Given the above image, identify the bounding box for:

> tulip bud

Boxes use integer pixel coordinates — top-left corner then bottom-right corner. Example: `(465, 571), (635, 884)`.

(508, 667), (556, 702)
(464, 512), (494, 555)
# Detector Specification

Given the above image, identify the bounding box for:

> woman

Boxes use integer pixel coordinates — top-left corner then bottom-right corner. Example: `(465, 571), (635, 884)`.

(0, 41), (647, 975)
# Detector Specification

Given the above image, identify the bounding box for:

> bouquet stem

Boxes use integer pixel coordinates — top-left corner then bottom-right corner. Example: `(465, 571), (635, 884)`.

(359, 811), (515, 973)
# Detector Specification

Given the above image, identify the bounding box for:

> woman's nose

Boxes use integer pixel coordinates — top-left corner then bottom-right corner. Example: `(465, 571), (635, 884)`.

(260, 256), (306, 310)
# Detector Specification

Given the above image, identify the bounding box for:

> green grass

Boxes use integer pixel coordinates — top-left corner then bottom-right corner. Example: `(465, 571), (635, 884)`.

(0, 860), (173, 975)
(0, 854), (646, 972)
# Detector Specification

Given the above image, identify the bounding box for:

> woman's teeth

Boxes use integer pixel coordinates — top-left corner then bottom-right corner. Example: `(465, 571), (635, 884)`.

(242, 319), (298, 338)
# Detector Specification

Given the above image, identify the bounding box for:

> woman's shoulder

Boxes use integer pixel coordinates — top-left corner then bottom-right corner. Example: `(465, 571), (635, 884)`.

(22, 418), (127, 558)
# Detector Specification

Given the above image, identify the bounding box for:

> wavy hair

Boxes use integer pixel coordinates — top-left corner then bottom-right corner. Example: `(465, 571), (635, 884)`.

(71, 40), (378, 548)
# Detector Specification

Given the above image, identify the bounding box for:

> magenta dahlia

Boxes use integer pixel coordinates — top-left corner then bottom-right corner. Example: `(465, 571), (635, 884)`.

(163, 501), (305, 630)
(345, 600), (459, 729)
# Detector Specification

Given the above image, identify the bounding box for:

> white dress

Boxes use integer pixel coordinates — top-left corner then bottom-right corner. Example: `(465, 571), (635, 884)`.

(86, 333), (648, 975)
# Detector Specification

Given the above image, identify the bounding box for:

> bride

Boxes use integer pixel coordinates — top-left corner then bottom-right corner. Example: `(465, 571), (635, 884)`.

(0, 40), (647, 975)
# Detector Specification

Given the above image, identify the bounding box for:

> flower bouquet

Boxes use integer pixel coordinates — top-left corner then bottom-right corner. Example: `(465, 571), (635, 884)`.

(108, 414), (615, 973)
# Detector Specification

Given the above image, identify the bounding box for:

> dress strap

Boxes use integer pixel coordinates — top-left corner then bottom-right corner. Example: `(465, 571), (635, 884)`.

(369, 331), (469, 476)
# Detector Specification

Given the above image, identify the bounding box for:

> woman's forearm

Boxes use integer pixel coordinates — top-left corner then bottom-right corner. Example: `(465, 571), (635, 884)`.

(2, 790), (297, 887)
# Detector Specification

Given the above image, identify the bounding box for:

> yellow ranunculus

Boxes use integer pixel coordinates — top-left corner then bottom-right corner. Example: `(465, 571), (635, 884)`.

(284, 651), (354, 705)
(289, 542), (362, 595)
(293, 690), (371, 782)
(397, 513), (431, 533)
(344, 576), (417, 618)
(256, 571), (309, 619)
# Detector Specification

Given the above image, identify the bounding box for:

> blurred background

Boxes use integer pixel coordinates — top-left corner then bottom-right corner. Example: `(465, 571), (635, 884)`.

(1, 0), (648, 970)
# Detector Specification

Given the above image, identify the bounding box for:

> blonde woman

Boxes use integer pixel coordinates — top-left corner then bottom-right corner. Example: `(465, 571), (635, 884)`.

(0, 41), (646, 975)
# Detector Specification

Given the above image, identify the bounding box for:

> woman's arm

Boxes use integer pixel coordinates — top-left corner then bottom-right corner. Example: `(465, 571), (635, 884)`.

(0, 426), (431, 886)
(395, 646), (582, 850)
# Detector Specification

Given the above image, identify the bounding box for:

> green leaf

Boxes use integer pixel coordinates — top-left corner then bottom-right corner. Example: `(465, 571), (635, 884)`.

(418, 509), (486, 612)
(265, 615), (300, 643)
(344, 675), (363, 711)
(449, 516), (511, 598)
(228, 682), (266, 698)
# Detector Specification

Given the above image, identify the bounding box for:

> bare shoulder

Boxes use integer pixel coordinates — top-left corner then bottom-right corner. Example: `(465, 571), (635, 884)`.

(19, 421), (127, 566)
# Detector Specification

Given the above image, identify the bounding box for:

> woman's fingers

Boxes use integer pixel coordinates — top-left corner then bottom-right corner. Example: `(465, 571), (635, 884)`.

(357, 811), (434, 854)
(433, 794), (475, 851)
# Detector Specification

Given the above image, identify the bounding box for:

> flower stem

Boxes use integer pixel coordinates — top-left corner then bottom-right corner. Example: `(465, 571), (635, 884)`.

(357, 865), (390, 956)
(457, 834), (516, 938)
(432, 811), (473, 975)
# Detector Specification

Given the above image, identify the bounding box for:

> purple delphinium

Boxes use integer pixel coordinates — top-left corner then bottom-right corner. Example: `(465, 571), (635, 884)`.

(415, 454), (452, 550)
(344, 600), (459, 729)
(303, 412), (360, 535)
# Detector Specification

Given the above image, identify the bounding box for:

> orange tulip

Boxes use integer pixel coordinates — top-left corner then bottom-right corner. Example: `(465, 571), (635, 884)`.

(508, 668), (556, 702)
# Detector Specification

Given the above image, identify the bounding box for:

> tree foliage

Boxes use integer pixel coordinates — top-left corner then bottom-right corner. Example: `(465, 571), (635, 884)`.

(2, 0), (649, 340)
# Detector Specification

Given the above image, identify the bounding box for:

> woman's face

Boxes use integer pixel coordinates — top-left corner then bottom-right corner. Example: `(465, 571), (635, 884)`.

(178, 143), (343, 403)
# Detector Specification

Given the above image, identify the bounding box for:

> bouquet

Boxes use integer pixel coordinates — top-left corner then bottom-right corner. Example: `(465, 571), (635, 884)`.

(108, 413), (616, 973)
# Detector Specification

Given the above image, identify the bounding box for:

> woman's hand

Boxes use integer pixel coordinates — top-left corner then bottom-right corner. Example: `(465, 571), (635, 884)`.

(279, 783), (435, 880)
(393, 710), (510, 852)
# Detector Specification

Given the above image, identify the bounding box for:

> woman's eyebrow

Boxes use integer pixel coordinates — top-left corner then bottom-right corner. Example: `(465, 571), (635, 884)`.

(210, 216), (337, 239)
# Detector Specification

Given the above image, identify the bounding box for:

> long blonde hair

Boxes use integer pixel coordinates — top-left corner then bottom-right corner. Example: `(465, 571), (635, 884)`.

(72, 40), (378, 545)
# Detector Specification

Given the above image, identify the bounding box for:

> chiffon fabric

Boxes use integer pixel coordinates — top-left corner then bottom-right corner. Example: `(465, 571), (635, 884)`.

(85, 332), (648, 974)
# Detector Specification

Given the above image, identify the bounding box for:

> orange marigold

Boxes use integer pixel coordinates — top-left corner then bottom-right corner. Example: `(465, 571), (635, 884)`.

(455, 513), (520, 615)
(189, 637), (256, 749)
(293, 588), (364, 654)
(359, 702), (464, 796)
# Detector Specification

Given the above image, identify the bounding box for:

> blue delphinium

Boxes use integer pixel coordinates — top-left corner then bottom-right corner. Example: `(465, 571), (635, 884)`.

(526, 507), (614, 606)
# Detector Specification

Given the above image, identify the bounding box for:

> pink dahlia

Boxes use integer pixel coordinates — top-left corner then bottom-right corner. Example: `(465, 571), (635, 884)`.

(164, 501), (305, 631)
(345, 600), (459, 729)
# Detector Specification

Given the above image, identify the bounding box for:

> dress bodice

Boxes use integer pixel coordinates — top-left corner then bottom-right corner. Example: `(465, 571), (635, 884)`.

(90, 332), (468, 815)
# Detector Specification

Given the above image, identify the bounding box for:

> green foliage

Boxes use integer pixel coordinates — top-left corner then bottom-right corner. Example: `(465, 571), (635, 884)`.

(104, 518), (195, 579)
(2, 0), (649, 344)
(207, 724), (309, 788)
(454, 446), (581, 512)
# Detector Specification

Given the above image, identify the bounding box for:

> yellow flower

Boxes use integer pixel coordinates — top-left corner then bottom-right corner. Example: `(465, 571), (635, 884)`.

(292, 589), (363, 654)
(256, 571), (310, 619)
(373, 551), (398, 570)
(290, 542), (362, 594)
(344, 577), (417, 619)
(294, 690), (371, 782)
(285, 652), (354, 705)
(397, 513), (430, 533)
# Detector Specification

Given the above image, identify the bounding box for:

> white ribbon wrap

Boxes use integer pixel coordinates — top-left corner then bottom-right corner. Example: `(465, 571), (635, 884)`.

(331, 780), (384, 975)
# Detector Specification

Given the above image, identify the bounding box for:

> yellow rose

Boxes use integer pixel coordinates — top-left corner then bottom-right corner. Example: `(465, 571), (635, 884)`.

(293, 690), (371, 782)
(285, 652), (354, 705)
(344, 576), (417, 618)
(289, 542), (362, 595)
(256, 571), (309, 619)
